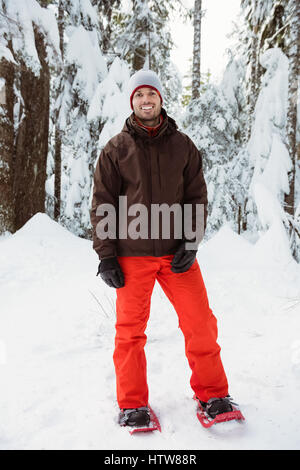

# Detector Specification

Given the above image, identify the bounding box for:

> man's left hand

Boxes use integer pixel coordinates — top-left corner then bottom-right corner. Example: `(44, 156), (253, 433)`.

(171, 241), (197, 273)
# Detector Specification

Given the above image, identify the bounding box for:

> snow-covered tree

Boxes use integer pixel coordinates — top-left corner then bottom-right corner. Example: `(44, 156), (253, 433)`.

(116, 0), (171, 72)
(226, 0), (299, 260)
(86, 55), (131, 213)
(52, 0), (64, 221)
(192, 0), (203, 100)
(114, 0), (182, 117)
(0, 0), (60, 233)
(285, 0), (300, 259)
(49, 0), (108, 237)
(240, 0), (276, 139)
(181, 54), (248, 237)
(93, 0), (121, 58)
(246, 47), (297, 257)
(88, 56), (131, 151)
(0, 42), (16, 235)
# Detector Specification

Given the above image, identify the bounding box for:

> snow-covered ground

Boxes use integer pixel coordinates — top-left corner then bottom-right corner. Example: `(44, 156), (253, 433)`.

(0, 213), (300, 450)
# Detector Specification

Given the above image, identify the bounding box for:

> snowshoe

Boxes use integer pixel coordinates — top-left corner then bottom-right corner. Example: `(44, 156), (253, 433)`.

(194, 395), (245, 428)
(119, 405), (161, 434)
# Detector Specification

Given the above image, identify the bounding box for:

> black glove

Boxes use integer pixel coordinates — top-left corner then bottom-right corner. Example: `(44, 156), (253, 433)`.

(171, 240), (197, 273)
(97, 257), (125, 288)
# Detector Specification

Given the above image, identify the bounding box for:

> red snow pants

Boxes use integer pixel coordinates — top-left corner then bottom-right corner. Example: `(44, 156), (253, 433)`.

(113, 255), (229, 409)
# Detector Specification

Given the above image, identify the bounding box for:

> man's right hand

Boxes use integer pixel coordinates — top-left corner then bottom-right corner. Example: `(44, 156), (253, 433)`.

(97, 257), (125, 288)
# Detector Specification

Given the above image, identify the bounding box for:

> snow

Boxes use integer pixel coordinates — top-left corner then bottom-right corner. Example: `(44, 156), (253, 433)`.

(89, 57), (131, 150)
(261, 134), (292, 197)
(67, 0), (100, 28)
(246, 47), (297, 250)
(5, 0), (60, 75)
(0, 43), (17, 65)
(65, 25), (107, 102)
(0, 213), (299, 450)
(247, 48), (289, 167)
(0, 78), (5, 105)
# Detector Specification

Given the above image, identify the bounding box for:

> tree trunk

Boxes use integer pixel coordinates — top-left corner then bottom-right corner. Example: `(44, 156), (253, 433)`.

(285, 0), (300, 259)
(192, 0), (202, 100)
(0, 54), (16, 234)
(54, 0), (64, 221)
(132, 0), (147, 70)
(13, 26), (50, 230)
(247, 2), (259, 140)
(133, 45), (146, 71)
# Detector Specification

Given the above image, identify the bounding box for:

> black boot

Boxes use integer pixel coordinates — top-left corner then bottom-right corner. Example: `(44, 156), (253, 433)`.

(118, 407), (151, 427)
(199, 396), (233, 419)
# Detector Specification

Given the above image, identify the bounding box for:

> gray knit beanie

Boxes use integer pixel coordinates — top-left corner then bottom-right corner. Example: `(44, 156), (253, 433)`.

(128, 69), (163, 110)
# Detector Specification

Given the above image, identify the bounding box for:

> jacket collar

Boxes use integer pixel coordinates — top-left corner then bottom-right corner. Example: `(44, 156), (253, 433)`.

(133, 113), (164, 137)
(122, 108), (178, 141)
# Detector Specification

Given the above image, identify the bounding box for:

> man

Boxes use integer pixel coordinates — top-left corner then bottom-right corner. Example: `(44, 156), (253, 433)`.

(91, 69), (234, 428)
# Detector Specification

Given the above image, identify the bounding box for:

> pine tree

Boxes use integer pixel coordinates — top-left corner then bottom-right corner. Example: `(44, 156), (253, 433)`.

(192, 0), (202, 100)
(0, 37), (16, 234)
(14, 26), (51, 229)
(181, 54), (248, 237)
(246, 48), (292, 250)
(116, 0), (173, 72)
(238, 0), (299, 259)
(0, 0), (61, 232)
(53, 0), (64, 221)
(240, 0), (275, 139)
(87, 56), (131, 150)
(51, 0), (108, 237)
(114, 0), (181, 116)
(92, 0), (121, 57)
(285, 0), (300, 259)
(258, 1), (289, 92)
(259, 2), (289, 54)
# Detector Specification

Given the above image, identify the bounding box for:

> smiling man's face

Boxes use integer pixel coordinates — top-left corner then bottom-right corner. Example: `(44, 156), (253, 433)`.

(132, 87), (162, 127)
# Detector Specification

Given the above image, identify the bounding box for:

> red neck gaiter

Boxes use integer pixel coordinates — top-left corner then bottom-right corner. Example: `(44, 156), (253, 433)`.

(134, 114), (164, 137)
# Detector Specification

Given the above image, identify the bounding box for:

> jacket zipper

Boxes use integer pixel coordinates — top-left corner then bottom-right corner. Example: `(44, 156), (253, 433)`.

(148, 143), (156, 256)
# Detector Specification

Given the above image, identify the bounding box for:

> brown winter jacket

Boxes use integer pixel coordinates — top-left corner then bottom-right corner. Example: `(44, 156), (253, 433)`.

(90, 108), (208, 260)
